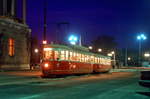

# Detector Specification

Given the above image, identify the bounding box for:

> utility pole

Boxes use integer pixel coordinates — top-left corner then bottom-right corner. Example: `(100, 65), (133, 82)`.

(11, 0), (15, 17)
(79, 35), (82, 46)
(125, 47), (128, 66)
(43, 0), (47, 41)
(138, 40), (141, 66)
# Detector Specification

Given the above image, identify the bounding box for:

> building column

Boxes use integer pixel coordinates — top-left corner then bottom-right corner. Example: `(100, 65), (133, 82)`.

(3, 0), (7, 16)
(11, 0), (15, 17)
(22, 0), (26, 24)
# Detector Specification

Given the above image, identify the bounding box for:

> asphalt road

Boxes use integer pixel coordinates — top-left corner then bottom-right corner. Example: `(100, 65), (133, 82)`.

(0, 70), (149, 99)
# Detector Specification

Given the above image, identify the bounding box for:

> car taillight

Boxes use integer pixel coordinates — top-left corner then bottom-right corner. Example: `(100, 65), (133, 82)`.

(44, 63), (49, 68)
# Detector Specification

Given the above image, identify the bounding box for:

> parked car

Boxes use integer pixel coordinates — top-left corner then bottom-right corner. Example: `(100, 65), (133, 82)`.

(139, 71), (150, 88)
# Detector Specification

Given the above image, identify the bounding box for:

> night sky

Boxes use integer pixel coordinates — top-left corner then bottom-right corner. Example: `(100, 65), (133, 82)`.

(23, 0), (150, 48)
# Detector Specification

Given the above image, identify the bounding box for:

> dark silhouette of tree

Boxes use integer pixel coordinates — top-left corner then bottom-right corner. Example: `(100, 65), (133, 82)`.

(92, 35), (118, 54)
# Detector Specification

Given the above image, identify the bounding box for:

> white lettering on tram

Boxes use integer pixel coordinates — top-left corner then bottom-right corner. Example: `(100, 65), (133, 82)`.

(43, 48), (52, 51)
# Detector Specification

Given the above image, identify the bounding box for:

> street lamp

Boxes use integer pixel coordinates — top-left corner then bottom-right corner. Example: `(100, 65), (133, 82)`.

(98, 48), (102, 52)
(137, 33), (147, 66)
(111, 51), (116, 68)
(144, 53), (150, 57)
(128, 57), (131, 61)
(89, 46), (93, 50)
(144, 53), (150, 62)
(42, 40), (47, 44)
(68, 35), (78, 45)
(107, 53), (112, 56)
(34, 48), (39, 53)
(111, 51), (115, 54)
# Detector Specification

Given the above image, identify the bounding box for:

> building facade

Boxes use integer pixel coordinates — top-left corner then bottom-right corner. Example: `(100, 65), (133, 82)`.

(0, 0), (17, 17)
(0, 0), (31, 70)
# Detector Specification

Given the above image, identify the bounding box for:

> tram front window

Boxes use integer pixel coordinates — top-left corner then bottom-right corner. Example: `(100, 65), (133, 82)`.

(43, 48), (53, 60)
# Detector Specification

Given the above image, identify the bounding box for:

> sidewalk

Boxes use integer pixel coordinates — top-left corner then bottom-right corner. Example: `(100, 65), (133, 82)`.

(110, 69), (140, 72)
(0, 70), (42, 77)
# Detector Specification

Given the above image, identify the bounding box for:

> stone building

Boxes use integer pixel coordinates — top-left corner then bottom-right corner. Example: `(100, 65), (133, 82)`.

(0, 0), (31, 70)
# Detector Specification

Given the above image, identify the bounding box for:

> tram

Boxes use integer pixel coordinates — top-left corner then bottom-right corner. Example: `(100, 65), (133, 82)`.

(41, 44), (112, 76)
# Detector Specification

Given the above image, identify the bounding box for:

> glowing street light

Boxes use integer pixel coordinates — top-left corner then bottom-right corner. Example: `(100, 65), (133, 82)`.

(144, 53), (150, 57)
(68, 35), (78, 45)
(89, 46), (93, 50)
(107, 53), (112, 56)
(42, 40), (47, 44)
(34, 48), (39, 53)
(128, 57), (131, 61)
(98, 48), (102, 52)
(137, 34), (147, 40)
(111, 51), (115, 54)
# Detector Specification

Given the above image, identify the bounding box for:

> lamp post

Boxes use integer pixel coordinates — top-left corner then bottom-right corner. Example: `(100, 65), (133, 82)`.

(111, 51), (116, 68)
(137, 34), (147, 66)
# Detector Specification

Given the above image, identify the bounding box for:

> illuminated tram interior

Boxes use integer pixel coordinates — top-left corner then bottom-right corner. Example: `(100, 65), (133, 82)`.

(41, 44), (112, 76)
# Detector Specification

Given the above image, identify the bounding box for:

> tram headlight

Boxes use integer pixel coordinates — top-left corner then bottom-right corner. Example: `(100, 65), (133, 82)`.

(44, 63), (49, 68)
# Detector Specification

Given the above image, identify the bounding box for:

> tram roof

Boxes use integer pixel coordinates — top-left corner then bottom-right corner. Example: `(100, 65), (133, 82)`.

(44, 44), (111, 59)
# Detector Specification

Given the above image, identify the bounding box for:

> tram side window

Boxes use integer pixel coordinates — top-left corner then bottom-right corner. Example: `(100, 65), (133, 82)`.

(70, 52), (76, 61)
(54, 51), (59, 60)
(81, 54), (85, 62)
(76, 53), (80, 61)
(98, 58), (100, 64)
(100, 58), (102, 64)
(107, 59), (111, 65)
(101, 58), (104, 65)
(44, 49), (53, 60)
(108, 59), (111, 65)
(60, 50), (65, 60)
(73, 52), (76, 61)
(66, 51), (69, 60)
(85, 55), (90, 63)
(91, 56), (94, 63)
(95, 57), (98, 64)
(86, 55), (90, 63)
(79, 53), (82, 62)
(103, 58), (106, 65)
(84, 55), (87, 62)
(70, 51), (73, 61)
(94, 57), (96, 63)
(105, 59), (108, 65)
(97, 57), (99, 64)
(106, 58), (109, 65)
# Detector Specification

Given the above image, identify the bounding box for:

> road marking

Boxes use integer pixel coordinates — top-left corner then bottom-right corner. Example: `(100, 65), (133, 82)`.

(21, 94), (42, 99)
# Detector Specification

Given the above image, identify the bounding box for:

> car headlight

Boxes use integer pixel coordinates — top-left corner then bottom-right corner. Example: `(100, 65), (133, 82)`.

(44, 63), (49, 68)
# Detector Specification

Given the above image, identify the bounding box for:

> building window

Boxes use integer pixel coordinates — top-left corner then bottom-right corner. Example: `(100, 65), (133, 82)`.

(8, 38), (15, 56)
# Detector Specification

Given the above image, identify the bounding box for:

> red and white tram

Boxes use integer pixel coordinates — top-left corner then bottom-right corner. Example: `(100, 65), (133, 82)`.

(41, 44), (112, 76)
